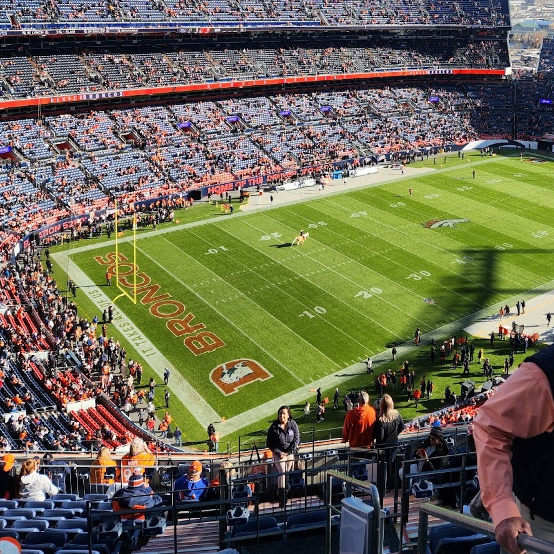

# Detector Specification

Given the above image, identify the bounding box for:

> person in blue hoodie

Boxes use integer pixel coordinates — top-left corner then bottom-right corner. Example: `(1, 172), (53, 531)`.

(113, 473), (163, 509)
(174, 461), (209, 501)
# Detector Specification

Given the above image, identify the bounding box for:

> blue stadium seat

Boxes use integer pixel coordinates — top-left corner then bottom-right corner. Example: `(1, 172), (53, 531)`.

(51, 494), (80, 506)
(55, 519), (89, 535)
(63, 546), (111, 554)
(37, 509), (75, 521)
(428, 524), (490, 554)
(470, 543), (500, 554)
(94, 502), (113, 511)
(68, 536), (114, 554)
(57, 550), (102, 554)
(24, 530), (69, 554)
(83, 494), (110, 506)
(11, 520), (49, 533)
(21, 501), (55, 515)
(60, 501), (87, 516)
(2, 508), (37, 522)
(0, 501), (18, 510)
(286, 510), (327, 530)
(231, 516), (280, 538)
(0, 530), (19, 540)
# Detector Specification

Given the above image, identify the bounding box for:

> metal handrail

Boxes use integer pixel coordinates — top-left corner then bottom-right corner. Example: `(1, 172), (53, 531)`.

(417, 503), (554, 554)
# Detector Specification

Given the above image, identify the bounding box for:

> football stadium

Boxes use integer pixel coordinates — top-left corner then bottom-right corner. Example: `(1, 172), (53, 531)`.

(0, 0), (554, 552)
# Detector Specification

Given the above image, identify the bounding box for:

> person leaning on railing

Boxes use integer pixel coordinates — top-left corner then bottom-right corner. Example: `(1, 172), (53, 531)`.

(474, 344), (554, 554)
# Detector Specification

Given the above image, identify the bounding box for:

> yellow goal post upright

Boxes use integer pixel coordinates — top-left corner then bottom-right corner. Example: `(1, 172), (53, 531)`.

(112, 199), (138, 305)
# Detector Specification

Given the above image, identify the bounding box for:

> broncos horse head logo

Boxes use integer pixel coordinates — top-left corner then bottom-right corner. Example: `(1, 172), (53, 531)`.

(210, 359), (273, 395)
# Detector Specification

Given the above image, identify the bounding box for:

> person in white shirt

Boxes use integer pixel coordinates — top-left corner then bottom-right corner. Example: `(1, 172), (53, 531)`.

(17, 458), (58, 501)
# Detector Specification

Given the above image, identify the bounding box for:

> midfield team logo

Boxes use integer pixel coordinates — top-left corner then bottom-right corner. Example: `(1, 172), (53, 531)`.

(424, 218), (470, 228)
(210, 359), (273, 395)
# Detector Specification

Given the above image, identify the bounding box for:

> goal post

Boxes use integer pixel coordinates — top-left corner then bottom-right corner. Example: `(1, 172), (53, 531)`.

(113, 200), (138, 305)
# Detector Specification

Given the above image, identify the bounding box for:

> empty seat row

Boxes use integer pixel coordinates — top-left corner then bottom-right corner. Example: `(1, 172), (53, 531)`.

(0, 494), (109, 510)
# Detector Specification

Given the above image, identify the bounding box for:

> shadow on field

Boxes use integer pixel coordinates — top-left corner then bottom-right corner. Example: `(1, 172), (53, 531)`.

(270, 243), (293, 248)
(335, 371), (366, 377)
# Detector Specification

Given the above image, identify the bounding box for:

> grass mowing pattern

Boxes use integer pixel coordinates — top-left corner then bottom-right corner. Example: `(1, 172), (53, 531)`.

(69, 153), (554, 442)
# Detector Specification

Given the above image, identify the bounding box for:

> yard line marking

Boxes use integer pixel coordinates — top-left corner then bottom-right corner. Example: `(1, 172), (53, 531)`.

(243, 214), (441, 330)
(182, 226), (374, 354)
(339, 186), (547, 289)
(294, 201), (486, 311)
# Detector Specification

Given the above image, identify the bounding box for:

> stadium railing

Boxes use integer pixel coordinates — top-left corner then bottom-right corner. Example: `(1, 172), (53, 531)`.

(417, 503), (554, 554)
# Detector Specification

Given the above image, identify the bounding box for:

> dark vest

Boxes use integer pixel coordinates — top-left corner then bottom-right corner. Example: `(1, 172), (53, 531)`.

(511, 346), (554, 522)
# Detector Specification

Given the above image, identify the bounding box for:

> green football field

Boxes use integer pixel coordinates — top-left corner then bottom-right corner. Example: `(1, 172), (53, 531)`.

(58, 151), (554, 446)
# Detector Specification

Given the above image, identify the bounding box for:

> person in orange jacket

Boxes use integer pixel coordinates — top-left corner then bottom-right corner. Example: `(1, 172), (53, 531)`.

(116, 437), (155, 484)
(90, 446), (117, 491)
(342, 391), (377, 448)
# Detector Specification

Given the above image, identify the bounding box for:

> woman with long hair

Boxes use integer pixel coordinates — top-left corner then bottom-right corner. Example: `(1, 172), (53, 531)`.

(17, 458), (58, 501)
(90, 446), (117, 492)
(266, 405), (300, 506)
(376, 394), (405, 489)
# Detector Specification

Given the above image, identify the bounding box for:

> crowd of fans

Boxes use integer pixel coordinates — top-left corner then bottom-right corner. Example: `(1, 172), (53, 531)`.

(537, 38), (554, 74)
(0, 244), (171, 453)
(0, 39), (510, 100)
(0, 0), (510, 27)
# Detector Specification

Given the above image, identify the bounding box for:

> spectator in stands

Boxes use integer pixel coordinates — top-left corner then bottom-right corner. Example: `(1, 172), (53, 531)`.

(174, 460), (209, 501)
(0, 454), (17, 499)
(112, 472), (164, 511)
(16, 458), (58, 501)
(414, 426), (449, 472)
(376, 394), (405, 488)
(474, 346), (554, 554)
(42, 452), (73, 492)
(342, 390), (377, 448)
(266, 405), (300, 506)
(90, 446), (117, 490)
(116, 437), (155, 484)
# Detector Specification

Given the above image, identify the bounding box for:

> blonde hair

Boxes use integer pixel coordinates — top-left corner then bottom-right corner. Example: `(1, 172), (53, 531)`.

(379, 394), (400, 423)
(20, 458), (38, 476)
(97, 447), (112, 460)
(129, 437), (146, 456)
